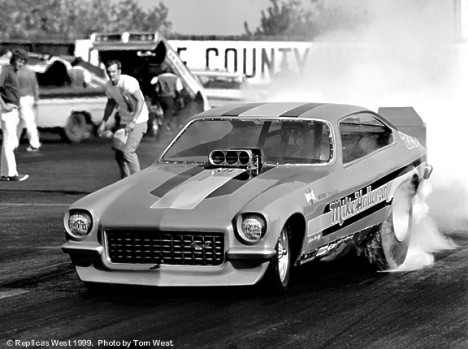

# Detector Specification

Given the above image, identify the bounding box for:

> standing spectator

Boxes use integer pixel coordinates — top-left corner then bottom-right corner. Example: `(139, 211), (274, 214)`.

(97, 60), (148, 179)
(150, 65), (184, 134)
(17, 63), (41, 152)
(68, 57), (91, 88)
(0, 49), (29, 181)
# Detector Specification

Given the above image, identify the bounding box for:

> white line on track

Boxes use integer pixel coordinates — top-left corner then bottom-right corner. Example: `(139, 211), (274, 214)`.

(0, 289), (29, 300)
(0, 203), (70, 207)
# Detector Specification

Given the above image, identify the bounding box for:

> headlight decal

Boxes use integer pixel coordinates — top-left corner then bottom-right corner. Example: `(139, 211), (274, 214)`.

(237, 213), (267, 244)
(66, 210), (93, 239)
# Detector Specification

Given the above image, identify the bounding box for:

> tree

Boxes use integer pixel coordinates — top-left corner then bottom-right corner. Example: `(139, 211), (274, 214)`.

(244, 0), (368, 40)
(0, 0), (171, 40)
(244, 0), (318, 39)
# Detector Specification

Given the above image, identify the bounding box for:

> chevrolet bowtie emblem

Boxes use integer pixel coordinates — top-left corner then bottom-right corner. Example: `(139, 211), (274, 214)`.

(191, 241), (212, 251)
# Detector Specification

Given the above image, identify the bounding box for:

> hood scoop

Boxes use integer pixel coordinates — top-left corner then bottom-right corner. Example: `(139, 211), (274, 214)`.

(208, 148), (262, 176)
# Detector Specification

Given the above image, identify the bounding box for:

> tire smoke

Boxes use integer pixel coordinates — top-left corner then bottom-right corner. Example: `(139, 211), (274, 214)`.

(396, 181), (458, 271)
(262, 0), (467, 270)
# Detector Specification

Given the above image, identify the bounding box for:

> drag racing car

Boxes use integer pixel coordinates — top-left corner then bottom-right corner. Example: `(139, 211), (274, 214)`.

(62, 102), (433, 293)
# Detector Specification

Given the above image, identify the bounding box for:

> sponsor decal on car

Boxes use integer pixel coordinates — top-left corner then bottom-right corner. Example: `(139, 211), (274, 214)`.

(304, 188), (316, 204)
(298, 235), (355, 265)
(399, 131), (420, 149)
(329, 184), (389, 226)
(307, 233), (321, 244)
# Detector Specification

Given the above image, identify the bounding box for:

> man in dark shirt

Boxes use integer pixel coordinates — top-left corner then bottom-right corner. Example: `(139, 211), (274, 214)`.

(68, 57), (91, 88)
(0, 49), (29, 181)
(150, 65), (184, 134)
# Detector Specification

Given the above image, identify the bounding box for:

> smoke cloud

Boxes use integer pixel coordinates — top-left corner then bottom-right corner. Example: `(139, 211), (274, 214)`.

(268, 0), (466, 269)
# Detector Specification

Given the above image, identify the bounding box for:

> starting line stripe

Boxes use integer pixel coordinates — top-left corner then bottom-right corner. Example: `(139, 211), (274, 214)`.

(0, 203), (70, 207)
(0, 289), (29, 300)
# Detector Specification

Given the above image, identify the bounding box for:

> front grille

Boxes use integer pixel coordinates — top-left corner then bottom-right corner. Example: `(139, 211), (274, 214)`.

(105, 230), (224, 266)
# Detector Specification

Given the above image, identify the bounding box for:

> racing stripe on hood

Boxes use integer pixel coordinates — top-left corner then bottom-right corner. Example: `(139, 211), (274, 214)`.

(150, 167), (205, 198)
(206, 166), (274, 198)
(151, 168), (247, 209)
(221, 103), (265, 116)
(279, 103), (324, 117)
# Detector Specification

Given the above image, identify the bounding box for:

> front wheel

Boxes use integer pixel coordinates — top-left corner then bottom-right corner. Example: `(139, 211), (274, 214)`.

(263, 223), (292, 294)
(359, 179), (416, 270)
(83, 282), (111, 294)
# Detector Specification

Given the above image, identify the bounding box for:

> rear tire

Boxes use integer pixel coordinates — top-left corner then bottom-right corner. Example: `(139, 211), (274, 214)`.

(360, 179), (415, 270)
(264, 223), (292, 294)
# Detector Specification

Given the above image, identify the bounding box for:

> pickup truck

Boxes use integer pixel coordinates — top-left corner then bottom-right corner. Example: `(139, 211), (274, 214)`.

(3, 32), (210, 143)
(38, 86), (107, 142)
(0, 53), (108, 143)
(31, 54), (109, 142)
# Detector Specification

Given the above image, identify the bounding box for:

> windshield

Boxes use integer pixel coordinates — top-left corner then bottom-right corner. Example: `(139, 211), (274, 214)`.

(161, 118), (333, 165)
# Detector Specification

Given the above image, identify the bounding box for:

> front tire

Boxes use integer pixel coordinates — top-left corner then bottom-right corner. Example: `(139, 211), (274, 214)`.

(83, 282), (111, 294)
(360, 179), (416, 270)
(264, 223), (292, 294)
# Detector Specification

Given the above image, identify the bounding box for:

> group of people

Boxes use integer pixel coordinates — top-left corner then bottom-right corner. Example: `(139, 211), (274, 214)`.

(0, 50), (183, 182)
(0, 48), (41, 182)
(98, 59), (184, 179)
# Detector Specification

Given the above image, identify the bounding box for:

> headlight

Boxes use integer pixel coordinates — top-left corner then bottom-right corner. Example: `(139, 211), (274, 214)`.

(66, 210), (93, 239)
(238, 214), (266, 244)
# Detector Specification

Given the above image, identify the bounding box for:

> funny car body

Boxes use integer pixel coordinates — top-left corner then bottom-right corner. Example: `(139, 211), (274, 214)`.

(62, 102), (433, 293)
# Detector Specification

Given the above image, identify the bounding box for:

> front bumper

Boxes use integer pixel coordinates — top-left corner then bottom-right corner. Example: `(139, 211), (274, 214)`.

(62, 242), (274, 287)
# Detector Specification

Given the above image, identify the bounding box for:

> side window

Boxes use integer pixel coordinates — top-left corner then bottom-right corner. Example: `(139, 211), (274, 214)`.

(340, 113), (393, 163)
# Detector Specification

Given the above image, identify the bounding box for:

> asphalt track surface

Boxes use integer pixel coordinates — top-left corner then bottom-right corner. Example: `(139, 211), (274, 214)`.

(0, 132), (467, 349)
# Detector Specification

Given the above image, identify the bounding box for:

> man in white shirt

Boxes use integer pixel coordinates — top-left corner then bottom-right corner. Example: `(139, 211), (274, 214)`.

(98, 60), (148, 178)
(17, 64), (41, 151)
(0, 49), (29, 181)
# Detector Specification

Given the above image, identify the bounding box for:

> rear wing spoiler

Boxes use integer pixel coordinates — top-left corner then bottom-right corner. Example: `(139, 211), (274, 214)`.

(378, 107), (427, 147)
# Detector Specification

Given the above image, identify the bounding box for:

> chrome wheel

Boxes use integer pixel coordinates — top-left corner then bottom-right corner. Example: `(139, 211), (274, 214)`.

(264, 223), (292, 293)
(277, 228), (290, 284)
(392, 182), (412, 242)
